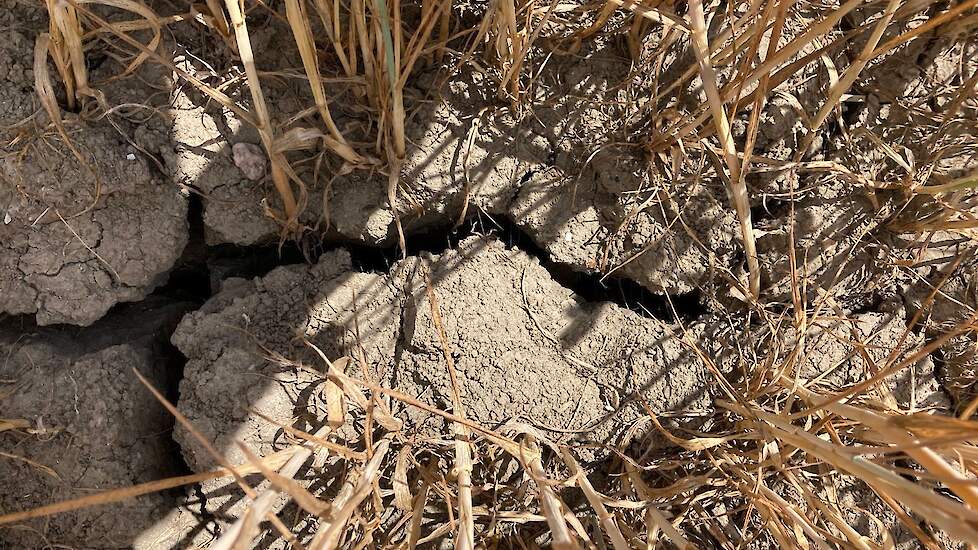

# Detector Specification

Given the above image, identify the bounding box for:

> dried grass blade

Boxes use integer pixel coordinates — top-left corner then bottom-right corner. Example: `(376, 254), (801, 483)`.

(0, 448), (299, 525)
(423, 276), (474, 550)
(728, 401), (978, 543)
(34, 33), (102, 215)
(0, 419), (30, 433)
(48, 0), (88, 99)
(249, 410), (363, 460)
(809, 0), (903, 134)
(64, 1), (258, 127)
(872, 0), (978, 58)
(44, 0), (76, 109)
(687, 0), (759, 298)
(643, 506), (693, 550)
(741, 0), (793, 184)
(0, 451), (60, 480)
(325, 368), (530, 460)
(212, 496), (277, 550)
(79, 0), (163, 79)
(525, 439), (578, 550)
(393, 445), (414, 511)
(780, 469), (872, 550)
(786, 378), (978, 511)
(607, 0), (689, 31)
(664, 0), (864, 150)
(284, 0), (361, 164)
(204, 0), (231, 37)
(310, 0), (353, 75)
(222, 0), (299, 226)
(641, 401), (742, 451)
(131, 368), (302, 546)
(236, 442), (329, 517)
(561, 449), (629, 550)
(326, 355), (348, 429)
(406, 480), (430, 549)
(304, 343), (402, 432)
(311, 438), (392, 549)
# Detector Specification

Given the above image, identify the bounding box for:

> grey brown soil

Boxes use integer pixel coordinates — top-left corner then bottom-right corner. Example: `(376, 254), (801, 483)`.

(0, 299), (191, 548)
(797, 305), (947, 410)
(2, 1), (978, 548)
(171, 236), (713, 471)
(0, 2), (188, 326)
(159, 236), (719, 547)
(153, 25), (740, 297)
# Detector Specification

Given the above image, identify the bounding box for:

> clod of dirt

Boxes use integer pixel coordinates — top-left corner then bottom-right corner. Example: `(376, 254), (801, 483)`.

(0, 6), (188, 326)
(171, 236), (714, 472)
(232, 142), (268, 181)
(0, 125), (189, 326)
(167, 236), (715, 545)
(171, 249), (400, 471)
(517, 156), (738, 295)
(397, 237), (718, 434)
(0, 299), (193, 549)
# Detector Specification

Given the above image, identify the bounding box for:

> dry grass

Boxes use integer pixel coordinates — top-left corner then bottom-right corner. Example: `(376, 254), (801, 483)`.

(9, 0), (978, 547)
(7, 310), (978, 548)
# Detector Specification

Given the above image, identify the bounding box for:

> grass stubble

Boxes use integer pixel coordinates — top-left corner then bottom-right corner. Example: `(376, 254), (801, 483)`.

(3, 0), (978, 547)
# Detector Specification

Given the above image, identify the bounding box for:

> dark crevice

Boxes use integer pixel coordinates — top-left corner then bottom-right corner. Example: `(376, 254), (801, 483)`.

(840, 99), (863, 128)
(849, 294), (886, 316)
(181, 207), (705, 322)
(154, 326), (197, 482)
(313, 213), (704, 324)
(518, 169), (537, 185)
(929, 348), (961, 412)
(839, 12), (856, 32)
(750, 199), (792, 224)
(479, 215), (705, 324)
(165, 204), (705, 325)
(142, 197), (707, 465)
(84, 51), (108, 73)
(153, 194), (212, 303)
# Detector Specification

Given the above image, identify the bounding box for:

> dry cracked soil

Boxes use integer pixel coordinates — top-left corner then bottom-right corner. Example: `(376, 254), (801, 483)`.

(1, 0), (977, 548)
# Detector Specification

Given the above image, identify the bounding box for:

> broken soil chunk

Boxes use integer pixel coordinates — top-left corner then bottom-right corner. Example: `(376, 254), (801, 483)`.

(0, 300), (192, 549)
(0, 4), (188, 326)
(171, 237), (714, 471)
(0, 126), (189, 326)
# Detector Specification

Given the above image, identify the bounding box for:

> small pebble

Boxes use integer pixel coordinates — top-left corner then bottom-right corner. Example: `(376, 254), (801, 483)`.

(126, 152), (136, 161)
(3, 212), (10, 225)
(232, 142), (267, 181)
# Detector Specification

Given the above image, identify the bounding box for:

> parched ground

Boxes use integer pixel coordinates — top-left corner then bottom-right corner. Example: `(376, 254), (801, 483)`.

(171, 237), (715, 472)
(2, 0), (978, 548)
(0, 298), (192, 548)
(0, 2), (187, 326)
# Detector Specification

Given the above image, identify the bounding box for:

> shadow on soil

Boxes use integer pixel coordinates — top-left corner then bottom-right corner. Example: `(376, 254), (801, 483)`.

(142, 8), (724, 543)
(1, 2), (734, 547)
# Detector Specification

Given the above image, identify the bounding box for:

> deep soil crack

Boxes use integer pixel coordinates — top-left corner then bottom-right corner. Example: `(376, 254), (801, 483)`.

(137, 194), (708, 484)
(163, 201), (707, 326)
